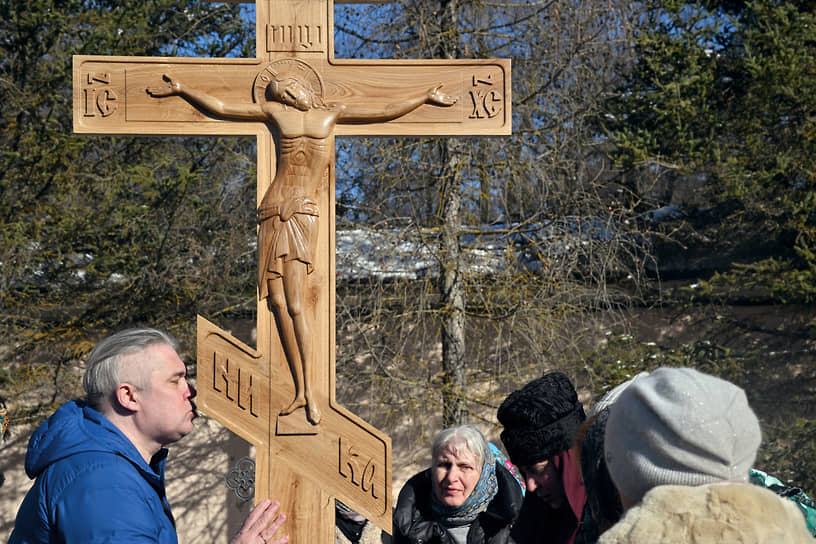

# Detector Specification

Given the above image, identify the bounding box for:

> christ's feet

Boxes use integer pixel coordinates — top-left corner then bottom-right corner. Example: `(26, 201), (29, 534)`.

(306, 402), (321, 425)
(280, 397), (306, 416)
(280, 396), (320, 425)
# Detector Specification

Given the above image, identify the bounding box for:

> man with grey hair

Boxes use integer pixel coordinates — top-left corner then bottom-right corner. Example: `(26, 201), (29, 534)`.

(9, 327), (288, 544)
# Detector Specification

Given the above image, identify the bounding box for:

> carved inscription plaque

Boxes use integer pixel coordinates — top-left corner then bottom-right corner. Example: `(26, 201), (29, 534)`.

(266, 0), (325, 53)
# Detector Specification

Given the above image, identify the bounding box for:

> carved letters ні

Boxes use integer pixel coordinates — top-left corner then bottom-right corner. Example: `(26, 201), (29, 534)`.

(212, 351), (259, 417)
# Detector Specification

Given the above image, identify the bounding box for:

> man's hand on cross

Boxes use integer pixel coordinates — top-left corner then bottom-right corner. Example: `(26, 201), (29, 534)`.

(229, 499), (289, 544)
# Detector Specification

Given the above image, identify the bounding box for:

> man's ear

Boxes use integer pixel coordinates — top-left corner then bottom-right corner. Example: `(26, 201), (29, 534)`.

(114, 383), (140, 413)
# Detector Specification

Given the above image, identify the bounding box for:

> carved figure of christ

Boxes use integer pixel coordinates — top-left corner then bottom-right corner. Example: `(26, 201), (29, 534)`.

(147, 64), (457, 425)
(72, 0), (510, 541)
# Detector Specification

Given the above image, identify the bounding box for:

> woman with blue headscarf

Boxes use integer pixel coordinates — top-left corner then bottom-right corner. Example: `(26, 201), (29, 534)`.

(393, 425), (524, 544)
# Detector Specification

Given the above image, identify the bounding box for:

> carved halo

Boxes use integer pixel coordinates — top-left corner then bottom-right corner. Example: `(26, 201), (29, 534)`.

(253, 58), (325, 104)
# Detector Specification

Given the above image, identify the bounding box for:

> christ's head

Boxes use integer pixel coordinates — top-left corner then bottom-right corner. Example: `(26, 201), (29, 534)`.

(268, 77), (313, 111)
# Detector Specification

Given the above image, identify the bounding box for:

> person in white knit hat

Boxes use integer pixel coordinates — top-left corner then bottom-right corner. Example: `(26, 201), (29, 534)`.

(598, 366), (812, 543)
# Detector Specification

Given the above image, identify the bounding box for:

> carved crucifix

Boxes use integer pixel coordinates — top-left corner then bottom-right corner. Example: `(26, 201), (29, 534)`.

(72, 1), (510, 542)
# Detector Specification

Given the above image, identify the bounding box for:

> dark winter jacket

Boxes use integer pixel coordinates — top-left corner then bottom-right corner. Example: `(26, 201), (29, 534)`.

(577, 408), (623, 538)
(9, 400), (177, 544)
(393, 462), (524, 544)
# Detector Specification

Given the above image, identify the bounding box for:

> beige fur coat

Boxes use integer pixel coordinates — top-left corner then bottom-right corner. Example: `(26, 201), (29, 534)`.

(598, 483), (811, 543)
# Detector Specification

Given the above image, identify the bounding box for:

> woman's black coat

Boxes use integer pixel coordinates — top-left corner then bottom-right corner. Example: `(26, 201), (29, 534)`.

(393, 462), (524, 544)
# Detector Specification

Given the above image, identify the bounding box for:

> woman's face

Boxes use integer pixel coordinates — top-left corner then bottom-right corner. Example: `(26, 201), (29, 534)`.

(432, 444), (482, 508)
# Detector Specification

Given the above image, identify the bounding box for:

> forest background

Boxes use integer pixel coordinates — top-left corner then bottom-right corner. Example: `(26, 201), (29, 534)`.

(1, 0), (814, 514)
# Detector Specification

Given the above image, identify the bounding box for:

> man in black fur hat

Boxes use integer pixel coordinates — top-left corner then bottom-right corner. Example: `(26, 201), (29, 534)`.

(497, 372), (620, 544)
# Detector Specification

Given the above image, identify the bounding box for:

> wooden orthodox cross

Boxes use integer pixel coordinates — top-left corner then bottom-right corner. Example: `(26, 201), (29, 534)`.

(73, 1), (510, 541)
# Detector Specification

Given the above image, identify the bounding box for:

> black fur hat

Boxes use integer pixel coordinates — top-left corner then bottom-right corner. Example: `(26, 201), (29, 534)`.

(497, 372), (586, 466)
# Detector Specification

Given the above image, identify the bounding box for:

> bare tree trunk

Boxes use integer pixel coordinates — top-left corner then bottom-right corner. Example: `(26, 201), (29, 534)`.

(438, 139), (466, 426)
(434, 0), (468, 427)
(480, 176), (490, 224)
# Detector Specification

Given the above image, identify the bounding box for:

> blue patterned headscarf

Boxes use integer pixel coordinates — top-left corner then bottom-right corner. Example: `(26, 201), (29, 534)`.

(489, 442), (525, 495)
(430, 447), (498, 526)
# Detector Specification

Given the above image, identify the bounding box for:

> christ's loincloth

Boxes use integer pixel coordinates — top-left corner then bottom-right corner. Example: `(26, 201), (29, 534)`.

(257, 197), (318, 300)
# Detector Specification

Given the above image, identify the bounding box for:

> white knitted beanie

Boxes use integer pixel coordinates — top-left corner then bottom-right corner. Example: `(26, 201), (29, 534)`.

(604, 367), (762, 504)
